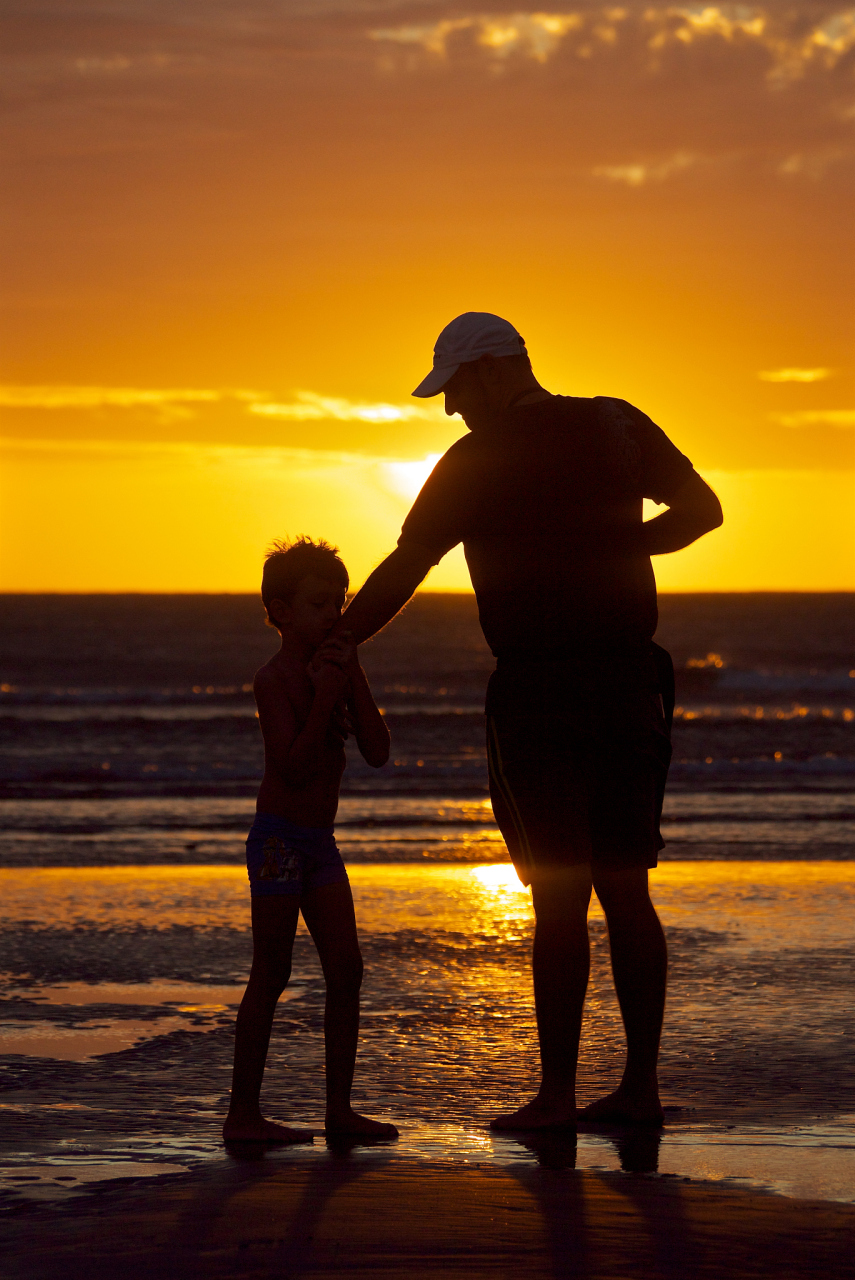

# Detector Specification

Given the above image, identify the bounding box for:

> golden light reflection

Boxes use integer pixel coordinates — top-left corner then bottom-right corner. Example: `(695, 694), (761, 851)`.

(471, 863), (531, 896)
(1, 864), (854, 951)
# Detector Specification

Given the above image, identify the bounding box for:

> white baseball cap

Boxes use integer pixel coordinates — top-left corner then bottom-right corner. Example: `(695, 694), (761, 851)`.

(412, 312), (525, 398)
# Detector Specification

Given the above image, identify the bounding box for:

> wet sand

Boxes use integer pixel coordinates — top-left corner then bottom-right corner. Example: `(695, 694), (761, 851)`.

(1, 861), (854, 1274)
(2, 1154), (854, 1279)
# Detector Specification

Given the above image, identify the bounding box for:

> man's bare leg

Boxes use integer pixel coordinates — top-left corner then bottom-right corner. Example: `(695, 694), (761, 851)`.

(491, 865), (593, 1131)
(301, 881), (398, 1139)
(223, 896), (315, 1143)
(578, 866), (667, 1126)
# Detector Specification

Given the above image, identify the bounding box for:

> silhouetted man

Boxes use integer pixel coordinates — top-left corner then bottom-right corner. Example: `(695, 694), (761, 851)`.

(334, 312), (722, 1128)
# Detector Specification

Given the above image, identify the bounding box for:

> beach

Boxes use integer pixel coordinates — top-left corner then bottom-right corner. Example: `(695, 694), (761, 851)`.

(4, 1159), (855, 1279)
(1, 593), (854, 1273)
(2, 860), (854, 1276)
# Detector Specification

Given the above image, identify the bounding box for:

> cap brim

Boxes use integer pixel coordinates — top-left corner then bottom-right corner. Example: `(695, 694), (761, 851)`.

(411, 363), (460, 398)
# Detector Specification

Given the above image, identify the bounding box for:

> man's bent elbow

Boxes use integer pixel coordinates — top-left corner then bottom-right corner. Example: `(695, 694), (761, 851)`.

(707, 497), (724, 532)
(686, 503), (723, 545)
(701, 501), (724, 534)
(690, 473), (723, 532)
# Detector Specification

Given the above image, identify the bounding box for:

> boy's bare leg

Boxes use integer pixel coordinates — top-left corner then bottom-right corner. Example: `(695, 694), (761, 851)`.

(301, 880), (398, 1138)
(578, 866), (667, 1126)
(491, 864), (592, 1130)
(223, 896), (314, 1143)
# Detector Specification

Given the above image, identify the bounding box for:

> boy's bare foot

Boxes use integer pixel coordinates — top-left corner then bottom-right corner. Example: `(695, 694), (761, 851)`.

(490, 1094), (576, 1132)
(222, 1116), (315, 1144)
(325, 1107), (399, 1139)
(577, 1087), (665, 1127)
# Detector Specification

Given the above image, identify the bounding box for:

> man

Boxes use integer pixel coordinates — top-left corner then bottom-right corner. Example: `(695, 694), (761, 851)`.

(334, 312), (722, 1129)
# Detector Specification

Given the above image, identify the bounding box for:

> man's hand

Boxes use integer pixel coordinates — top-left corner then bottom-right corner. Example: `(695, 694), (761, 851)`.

(311, 631), (359, 682)
(642, 472), (723, 556)
(308, 655), (350, 702)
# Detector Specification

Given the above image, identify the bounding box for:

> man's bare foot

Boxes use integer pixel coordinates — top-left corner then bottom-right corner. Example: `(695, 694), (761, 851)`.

(490, 1095), (576, 1132)
(222, 1116), (315, 1144)
(577, 1087), (665, 1127)
(325, 1107), (399, 1139)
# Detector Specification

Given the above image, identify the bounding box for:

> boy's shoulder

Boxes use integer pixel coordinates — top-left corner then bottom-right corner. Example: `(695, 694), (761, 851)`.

(254, 654), (309, 701)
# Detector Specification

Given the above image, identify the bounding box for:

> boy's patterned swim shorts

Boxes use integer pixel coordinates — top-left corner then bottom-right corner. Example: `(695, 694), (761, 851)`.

(245, 812), (349, 898)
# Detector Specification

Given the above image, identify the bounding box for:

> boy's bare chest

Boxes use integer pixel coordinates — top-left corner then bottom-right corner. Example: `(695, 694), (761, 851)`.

(285, 675), (315, 724)
(284, 673), (346, 750)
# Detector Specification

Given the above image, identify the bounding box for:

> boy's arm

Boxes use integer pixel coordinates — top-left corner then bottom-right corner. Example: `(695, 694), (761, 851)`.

(313, 633), (390, 768)
(346, 663), (390, 768)
(255, 664), (347, 788)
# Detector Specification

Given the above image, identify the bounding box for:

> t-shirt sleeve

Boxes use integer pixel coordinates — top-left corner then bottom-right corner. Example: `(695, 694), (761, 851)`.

(397, 441), (472, 561)
(618, 400), (695, 505)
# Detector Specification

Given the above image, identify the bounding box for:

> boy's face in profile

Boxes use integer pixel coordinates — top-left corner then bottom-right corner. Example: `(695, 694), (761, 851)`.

(273, 574), (346, 650)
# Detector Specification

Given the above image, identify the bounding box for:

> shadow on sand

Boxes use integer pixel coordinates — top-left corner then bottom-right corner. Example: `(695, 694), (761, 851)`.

(1, 1127), (853, 1278)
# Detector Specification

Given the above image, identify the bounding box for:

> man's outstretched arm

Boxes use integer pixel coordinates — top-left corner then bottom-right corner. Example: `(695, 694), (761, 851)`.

(339, 543), (438, 644)
(642, 471), (723, 556)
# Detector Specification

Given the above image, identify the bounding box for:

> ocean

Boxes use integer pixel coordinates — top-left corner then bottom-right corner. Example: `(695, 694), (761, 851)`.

(1, 592), (853, 866)
(1, 592), (854, 1207)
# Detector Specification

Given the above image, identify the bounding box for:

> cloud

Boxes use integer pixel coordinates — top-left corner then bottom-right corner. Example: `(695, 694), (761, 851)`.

(0, 384), (265, 426)
(371, 18), (476, 56)
(758, 368), (833, 382)
(0, 385), (450, 426)
(768, 7), (855, 83)
(591, 145), (854, 187)
(370, 6), (855, 83)
(0, 385), (260, 409)
(777, 148), (852, 178)
(75, 56), (133, 75)
(247, 391), (448, 423)
(645, 6), (768, 50)
(646, 6), (855, 83)
(770, 410), (855, 427)
(592, 151), (696, 184)
(371, 11), (594, 61)
(74, 53), (175, 77)
(0, 435), (378, 464)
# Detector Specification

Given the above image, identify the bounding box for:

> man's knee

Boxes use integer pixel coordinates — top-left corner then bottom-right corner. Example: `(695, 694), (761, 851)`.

(593, 866), (655, 919)
(531, 864), (593, 924)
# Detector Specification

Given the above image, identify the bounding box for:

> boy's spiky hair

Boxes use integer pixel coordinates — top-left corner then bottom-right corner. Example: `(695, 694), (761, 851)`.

(261, 536), (349, 626)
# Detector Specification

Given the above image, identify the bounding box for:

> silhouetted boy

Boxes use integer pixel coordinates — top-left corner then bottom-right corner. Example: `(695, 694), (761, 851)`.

(223, 537), (397, 1143)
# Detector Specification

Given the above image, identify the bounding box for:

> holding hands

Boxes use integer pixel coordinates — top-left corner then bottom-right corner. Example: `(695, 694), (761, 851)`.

(313, 631), (358, 676)
(308, 632), (357, 718)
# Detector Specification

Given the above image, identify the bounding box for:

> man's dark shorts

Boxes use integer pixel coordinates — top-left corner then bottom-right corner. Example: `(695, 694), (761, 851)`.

(486, 645), (673, 884)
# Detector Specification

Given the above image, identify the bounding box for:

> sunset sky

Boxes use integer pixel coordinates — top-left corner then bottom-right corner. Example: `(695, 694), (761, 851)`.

(1, 0), (853, 592)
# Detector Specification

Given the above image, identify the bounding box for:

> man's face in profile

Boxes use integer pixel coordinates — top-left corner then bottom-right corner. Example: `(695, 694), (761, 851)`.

(442, 361), (491, 430)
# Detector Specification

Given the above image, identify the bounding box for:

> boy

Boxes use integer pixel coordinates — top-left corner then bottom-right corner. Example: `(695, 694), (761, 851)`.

(223, 537), (398, 1143)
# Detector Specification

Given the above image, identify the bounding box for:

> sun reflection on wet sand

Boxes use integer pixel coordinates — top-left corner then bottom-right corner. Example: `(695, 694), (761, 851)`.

(0, 860), (854, 1204)
(470, 863), (530, 895)
(0, 863), (853, 949)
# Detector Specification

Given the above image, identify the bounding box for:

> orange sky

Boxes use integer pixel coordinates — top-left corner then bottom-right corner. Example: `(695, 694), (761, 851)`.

(1, 2), (853, 591)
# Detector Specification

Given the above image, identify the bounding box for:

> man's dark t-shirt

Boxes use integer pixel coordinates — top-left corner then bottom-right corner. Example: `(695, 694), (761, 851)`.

(399, 395), (694, 659)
